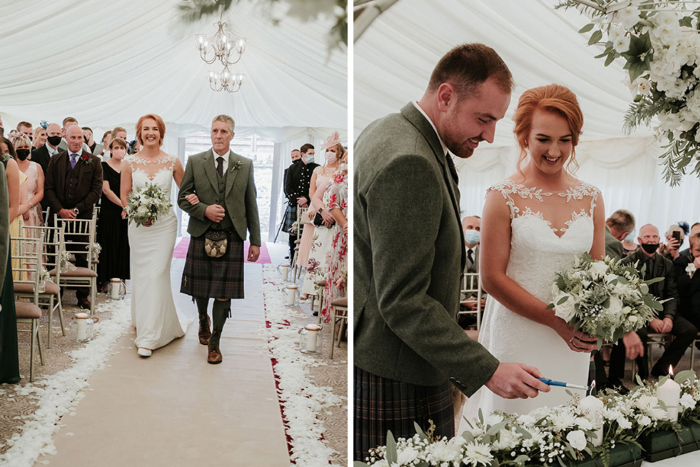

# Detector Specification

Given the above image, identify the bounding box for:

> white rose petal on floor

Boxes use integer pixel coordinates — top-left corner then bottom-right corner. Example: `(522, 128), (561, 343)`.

(261, 264), (346, 466)
(0, 298), (132, 466)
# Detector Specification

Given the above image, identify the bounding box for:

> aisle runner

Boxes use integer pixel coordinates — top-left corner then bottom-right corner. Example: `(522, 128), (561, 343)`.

(0, 300), (132, 466)
(173, 238), (272, 263)
(261, 265), (345, 466)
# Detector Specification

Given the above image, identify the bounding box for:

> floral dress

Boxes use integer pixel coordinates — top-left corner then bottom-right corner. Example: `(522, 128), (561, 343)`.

(321, 170), (348, 322)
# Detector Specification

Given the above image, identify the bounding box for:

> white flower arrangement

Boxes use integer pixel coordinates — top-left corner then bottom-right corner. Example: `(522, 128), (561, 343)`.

(125, 182), (172, 227)
(547, 253), (662, 346)
(87, 242), (101, 262)
(686, 262), (696, 278)
(360, 371), (700, 467)
(559, 0), (700, 184)
(59, 250), (73, 272)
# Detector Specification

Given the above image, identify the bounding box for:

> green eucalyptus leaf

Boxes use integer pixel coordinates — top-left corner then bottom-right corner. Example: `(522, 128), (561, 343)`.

(486, 421), (508, 436)
(605, 52), (617, 67)
(414, 422), (428, 442)
(386, 431), (398, 465)
(579, 23), (596, 33)
(589, 29), (603, 45)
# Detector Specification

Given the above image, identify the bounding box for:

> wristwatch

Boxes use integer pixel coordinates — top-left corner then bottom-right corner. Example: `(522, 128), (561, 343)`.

(318, 207), (324, 214)
(73, 208), (79, 215)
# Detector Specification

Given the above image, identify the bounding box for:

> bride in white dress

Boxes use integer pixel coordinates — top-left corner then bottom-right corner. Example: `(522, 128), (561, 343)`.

(120, 114), (186, 357)
(464, 84), (605, 420)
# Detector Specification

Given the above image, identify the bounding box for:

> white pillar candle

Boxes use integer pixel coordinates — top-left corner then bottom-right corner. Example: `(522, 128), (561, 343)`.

(580, 395), (605, 447)
(285, 286), (297, 306)
(657, 377), (681, 422)
(305, 325), (319, 352)
(280, 265), (289, 281)
(75, 313), (88, 341)
(110, 279), (121, 299)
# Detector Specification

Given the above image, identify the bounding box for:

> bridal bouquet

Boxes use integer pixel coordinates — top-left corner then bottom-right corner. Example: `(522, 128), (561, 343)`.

(125, 182), (172, 227)
(547, 253), (662, 346)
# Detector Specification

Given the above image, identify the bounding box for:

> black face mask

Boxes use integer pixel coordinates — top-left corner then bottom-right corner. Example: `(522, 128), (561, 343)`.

(642, 243), (659, 254)
(16, 149), (30, 161)
(47, 135), (62, 146)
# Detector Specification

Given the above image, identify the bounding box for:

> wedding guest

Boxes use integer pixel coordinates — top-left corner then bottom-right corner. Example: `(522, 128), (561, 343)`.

(679, 222), (700, 259)
(459, 215), (482, 329)
(11, 134), (43, 227)
(44, 124), (103, 309)
(58, 117), (90, 153)
(605, 209), (635, 259)
(82, 127), (103, 156)
(0, 137), (20, 384)
(322, 149), (348, 321)
(3, 137), (30, 242)
(33, 125), (47, 149)
(282, 149), (300, 202)
(281, 150), (301, 259)
(660, 224), (685, 261)
(97, 137), (129, 291)
(99, 130), (112, 157)
(31, 123), (61, 184)
(675, 234), (700, 330)
(610, 224), (697, 383)
(298, 135), (341, 300)
(622, 230), (639, 257)
(16, 121), (33, 140)
(283, 143), (318, 262)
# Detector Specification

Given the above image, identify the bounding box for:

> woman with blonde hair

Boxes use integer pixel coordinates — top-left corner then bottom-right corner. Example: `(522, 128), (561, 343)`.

(465, 84), (605, 418)
(33, 126), (47, 149)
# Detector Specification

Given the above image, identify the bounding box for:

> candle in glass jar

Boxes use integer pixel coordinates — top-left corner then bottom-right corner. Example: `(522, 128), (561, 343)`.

(75, 313), (88, 341)
(657, 367), (680, 422)
(285, 285), (297, 306)
(280, 265), (289, 281)
(305, 324), (320, 352)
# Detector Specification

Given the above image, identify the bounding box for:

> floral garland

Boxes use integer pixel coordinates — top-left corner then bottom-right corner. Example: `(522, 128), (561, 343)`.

(558, 0), (700, 185)
(358, 370), (700, 467)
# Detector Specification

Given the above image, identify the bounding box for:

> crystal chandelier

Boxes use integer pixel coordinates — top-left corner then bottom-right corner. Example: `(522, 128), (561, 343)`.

(208, 64), (244, 93)
(195, 2), (246, 92)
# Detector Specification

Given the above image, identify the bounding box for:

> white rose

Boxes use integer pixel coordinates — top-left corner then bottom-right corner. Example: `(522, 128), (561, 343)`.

(428, 440), (462, 463)
(554, 294), (576, 322)
(617, 416), (633, 430)
(493, 429), (519, 451)
(680, 393), (696, 411)
(638, 415), (651, 426)
(607, 296), (624, 315)
(396, 446), (419, 465)
(628, 315), (639, 324)
(591, 261), (608, 278)
(485, 413), (504, 427)
(566, 430), (588, 451)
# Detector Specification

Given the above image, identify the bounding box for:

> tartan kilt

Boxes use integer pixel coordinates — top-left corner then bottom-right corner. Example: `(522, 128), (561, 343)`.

(180, 229), (244, 299)
(354, 366), (455, 462)
(281, 205), (297, 233)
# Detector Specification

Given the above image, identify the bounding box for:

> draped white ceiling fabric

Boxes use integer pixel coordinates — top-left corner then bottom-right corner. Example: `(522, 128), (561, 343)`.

(0, 0), (347, 137)
(355, 0), (700, 235)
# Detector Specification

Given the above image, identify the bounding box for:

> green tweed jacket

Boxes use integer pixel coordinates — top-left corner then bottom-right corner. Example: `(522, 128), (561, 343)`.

(605, 226), (625, 260)
(178, 149), (261, 246)
(353, 103), (499, 396)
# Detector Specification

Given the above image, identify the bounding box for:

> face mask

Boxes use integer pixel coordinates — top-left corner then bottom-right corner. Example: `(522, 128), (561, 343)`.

(306, 156), (314, 163)
(16, 149), (30, 161)
(325, 153), (337, 164)
(624, 230), (636, 242)
(642, 243), (659, 254)
(47, 135), (62, 146)
(464, 229), (480, 244)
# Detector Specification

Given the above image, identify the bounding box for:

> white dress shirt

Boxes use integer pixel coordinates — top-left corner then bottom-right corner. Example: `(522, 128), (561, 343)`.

(213, 149), (231, 174)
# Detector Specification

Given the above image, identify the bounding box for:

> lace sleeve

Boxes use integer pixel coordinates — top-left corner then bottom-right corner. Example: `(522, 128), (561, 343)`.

(561, 181), (600, 216)
(487, 180), (518, 220)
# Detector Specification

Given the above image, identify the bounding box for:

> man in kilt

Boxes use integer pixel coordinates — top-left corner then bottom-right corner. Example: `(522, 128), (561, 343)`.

(179, 115), (261, 364)
(282, 143), (318, 262)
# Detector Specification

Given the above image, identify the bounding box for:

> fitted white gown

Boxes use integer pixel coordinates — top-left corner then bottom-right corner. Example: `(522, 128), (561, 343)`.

(463, 179), (600, 421)
(128, 155), (186, 350)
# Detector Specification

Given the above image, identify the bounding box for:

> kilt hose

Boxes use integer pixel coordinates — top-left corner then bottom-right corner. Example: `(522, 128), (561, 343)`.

(354, 366), (455, 461)
(180, 229), (245, 299)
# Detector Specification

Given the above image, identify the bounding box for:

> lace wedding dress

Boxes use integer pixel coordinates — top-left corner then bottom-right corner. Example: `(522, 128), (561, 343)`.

(464, 179), (600, 420)
(128, 154), (186, 350)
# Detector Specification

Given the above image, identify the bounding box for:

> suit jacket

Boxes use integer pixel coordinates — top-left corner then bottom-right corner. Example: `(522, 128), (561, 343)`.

(674, 254), (700, 321)
(285, 160), (318, 205)
(44, 150), (103, 218)
(354, 102), (499, 395)
(0, 160), (9, 295)
(31, 145), (54, 176)
(605, 226), (625, 260)
(623, 249), (679, 320)
(464, 244), (480, 274)
(178, 149), (261, 246)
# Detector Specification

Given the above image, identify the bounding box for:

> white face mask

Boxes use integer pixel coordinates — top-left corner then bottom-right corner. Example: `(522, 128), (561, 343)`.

(325, 152), (337, 164)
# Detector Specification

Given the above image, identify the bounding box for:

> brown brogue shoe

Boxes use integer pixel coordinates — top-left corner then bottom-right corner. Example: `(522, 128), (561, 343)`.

(78, 297), (91, 310)
(207, 343), (223, 364)
(198, 315), (212, 345)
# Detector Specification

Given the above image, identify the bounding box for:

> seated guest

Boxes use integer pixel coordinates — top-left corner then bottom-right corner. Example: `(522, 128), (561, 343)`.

(675, 234), (700, 329)
(680, 223), (700, 260)
(33, 125), (47, 149)
(660, 224), (685, 261)
(459, 215), (483, 328)
(97, 138), (129, 291)
(16, 121), (33, 140)
(57, 117), (90, 153)
(605, 209), (635, 259)
(10, 134), (43, 227)
(622, 230), (639, 257)
(82, 127), (103, 156)
(609, 224), (697, 383)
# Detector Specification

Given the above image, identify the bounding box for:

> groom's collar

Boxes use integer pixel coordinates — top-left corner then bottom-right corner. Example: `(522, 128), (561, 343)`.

(411, 101), (449, 157)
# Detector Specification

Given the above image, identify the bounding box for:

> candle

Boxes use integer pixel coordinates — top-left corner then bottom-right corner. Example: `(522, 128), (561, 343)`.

(285, 285), (297, 306)
(657, 366), (681, 422)
(110, 279), (121, 299)
(75, 313), (88, 341)
(280, 265), (289, 281)
(305, 324), (319, 352)
(580, 394), (605, 447)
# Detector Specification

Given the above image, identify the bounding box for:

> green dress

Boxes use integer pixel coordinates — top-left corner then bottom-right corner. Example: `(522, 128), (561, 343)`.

(0, 154), (19, 384)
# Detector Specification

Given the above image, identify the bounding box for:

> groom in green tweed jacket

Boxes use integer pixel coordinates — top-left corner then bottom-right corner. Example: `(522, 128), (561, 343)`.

(179, 114), (261, 365)
(353, 44), (549, 460)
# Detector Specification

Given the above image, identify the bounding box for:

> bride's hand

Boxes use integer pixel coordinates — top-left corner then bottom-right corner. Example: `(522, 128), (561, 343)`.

(144, 219), (153, 227)
(551, 318), (597, 353)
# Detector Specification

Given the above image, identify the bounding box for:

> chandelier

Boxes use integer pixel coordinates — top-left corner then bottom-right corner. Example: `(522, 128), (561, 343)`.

(195, 2), (246, 92)
(208, 64), (244, 93)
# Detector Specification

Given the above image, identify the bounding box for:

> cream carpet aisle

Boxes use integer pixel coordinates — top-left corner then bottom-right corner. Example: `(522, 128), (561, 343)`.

(36, 258), (289, 466)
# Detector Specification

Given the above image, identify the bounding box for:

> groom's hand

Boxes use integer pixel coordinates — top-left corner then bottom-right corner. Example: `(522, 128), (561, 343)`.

(205, 204), (226, 223)
(622, 331), (644, 360)
(248, 245), (260, 262)
(486, 363), (550, 399)
(59, 208), (77, 219)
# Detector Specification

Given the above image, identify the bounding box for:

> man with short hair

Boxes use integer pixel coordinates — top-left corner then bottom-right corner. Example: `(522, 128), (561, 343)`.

(44, 125), (103, 309)
(675, 234), (700, 330)
(179, 114), (261, 365)
(680, 222), (700, 259)
(58, 117), (91, 152)
(462, 215), (481, 274)
(82, 127), (103, 155)
(609, 224), (697, 382)
(31, 123), (62, 176)
(353, 43), (549, 460)
(16, 121), (33, 140)
(283, 143), (318, 261)
(103, 127), (127, 160)
(605, 209), (635, 259)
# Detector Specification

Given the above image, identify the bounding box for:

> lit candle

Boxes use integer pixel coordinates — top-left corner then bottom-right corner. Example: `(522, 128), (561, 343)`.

(656, 366), (681, 422)
(580, 389), (604, 447)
